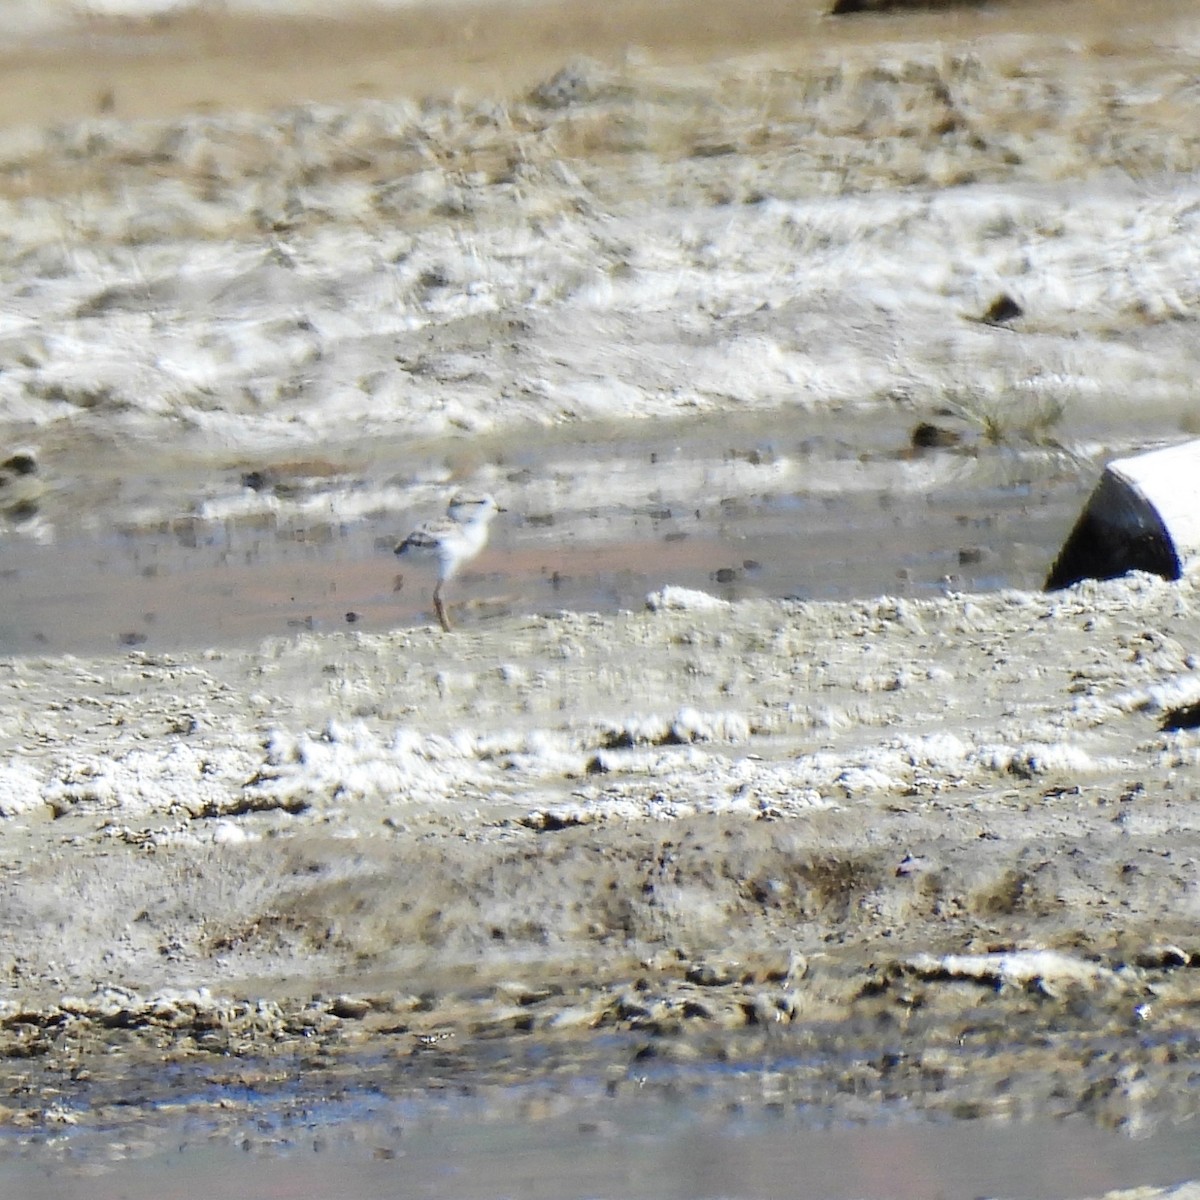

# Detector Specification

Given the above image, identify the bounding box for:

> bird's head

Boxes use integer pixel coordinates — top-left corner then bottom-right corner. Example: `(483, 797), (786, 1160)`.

(447, 493), (505, 523)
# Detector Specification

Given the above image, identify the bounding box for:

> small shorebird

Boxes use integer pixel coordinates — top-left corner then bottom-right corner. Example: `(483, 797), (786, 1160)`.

(395, 493), (503, 632)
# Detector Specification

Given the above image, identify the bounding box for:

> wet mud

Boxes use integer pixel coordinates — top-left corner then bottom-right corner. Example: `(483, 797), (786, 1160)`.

(3, 0), (1200, 1195)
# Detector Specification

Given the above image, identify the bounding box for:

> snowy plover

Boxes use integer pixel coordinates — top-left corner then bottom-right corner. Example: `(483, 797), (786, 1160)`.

(395, 493), (503, 632)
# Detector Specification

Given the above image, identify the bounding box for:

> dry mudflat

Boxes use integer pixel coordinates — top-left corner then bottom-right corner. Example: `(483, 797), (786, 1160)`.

(3, 0), (1200, 1193)
(5, 574), (1200, 1184)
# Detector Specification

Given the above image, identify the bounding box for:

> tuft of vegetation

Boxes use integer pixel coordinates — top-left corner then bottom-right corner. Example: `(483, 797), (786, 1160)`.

(938, 380), (1068, 448)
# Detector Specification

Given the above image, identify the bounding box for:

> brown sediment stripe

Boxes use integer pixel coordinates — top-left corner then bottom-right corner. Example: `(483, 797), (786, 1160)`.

(0, 0), (1189, 125)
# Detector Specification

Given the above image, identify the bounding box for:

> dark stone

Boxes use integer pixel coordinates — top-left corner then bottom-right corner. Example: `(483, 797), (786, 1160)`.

(2, 453), (37, 476)
(981, 293), (1024, 324)
(911, 422), (962, 449)
(1045, 471), (1179, 590)
(1161, 703), (1200, 732)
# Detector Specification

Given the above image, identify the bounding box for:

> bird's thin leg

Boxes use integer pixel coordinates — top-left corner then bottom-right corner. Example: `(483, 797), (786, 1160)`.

(433, 581), (452, 632)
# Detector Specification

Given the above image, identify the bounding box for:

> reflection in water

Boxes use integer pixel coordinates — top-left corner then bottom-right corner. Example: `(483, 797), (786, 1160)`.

(0, 413), (1104, 655)
(2, 1103), (1198, 1200)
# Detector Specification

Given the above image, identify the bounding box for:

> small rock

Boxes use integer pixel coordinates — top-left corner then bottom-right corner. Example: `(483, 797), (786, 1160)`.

(330, 995), (372, 1020)
(529, 59), (608, 109)
(981, 293), (1023, 324)
(686, 960), (740, 987)
(1133, 945), (1196, 970)
(646, 586), (730, 612)
(0, 450), (43, 520)
(1161, 702), (1200, 731)
(911, 422), (962, 449)
(212, 820), (248, 846)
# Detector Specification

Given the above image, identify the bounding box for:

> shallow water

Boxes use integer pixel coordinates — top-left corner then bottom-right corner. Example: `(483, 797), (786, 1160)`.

(6, 1103), (1200, 1200)
(1, 411), (1099, 655)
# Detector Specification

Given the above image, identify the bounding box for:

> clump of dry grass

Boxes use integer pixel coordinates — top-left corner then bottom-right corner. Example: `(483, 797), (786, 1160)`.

(940, 381), (1068, 447)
